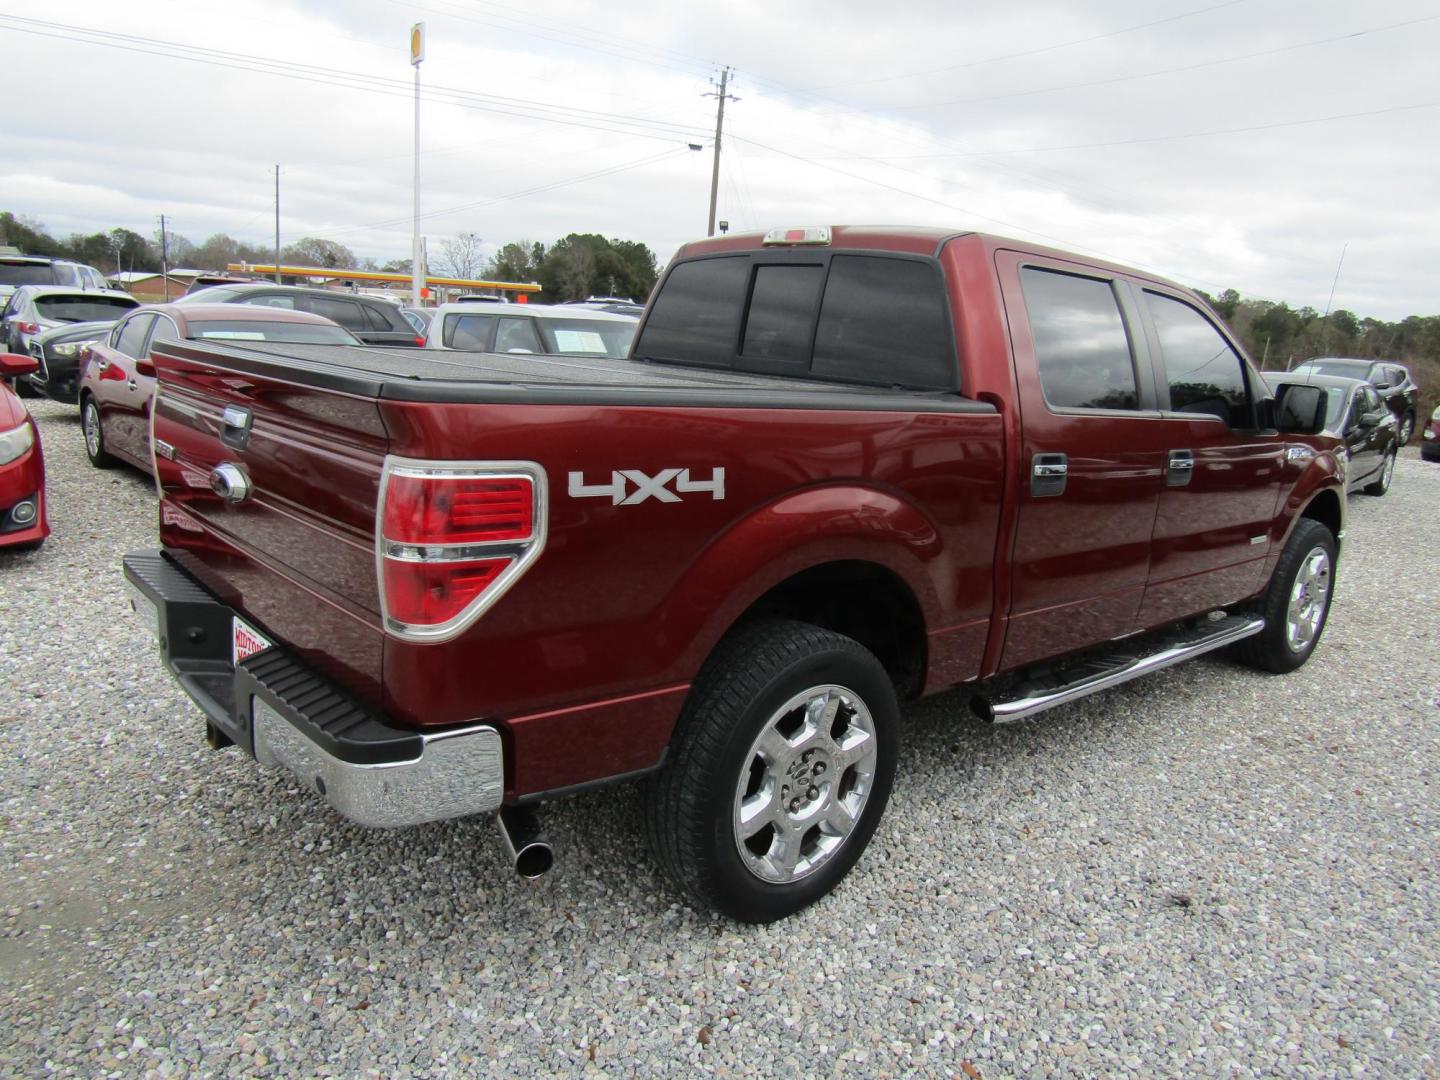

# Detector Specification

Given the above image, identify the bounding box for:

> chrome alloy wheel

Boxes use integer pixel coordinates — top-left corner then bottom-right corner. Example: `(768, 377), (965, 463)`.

(1382, 451), (1397, 490)
(84, 401), (101, 458)
(732, 684), (879, 884)
(1399, 415), (1414, 445)
(1285, 546), (1332, 653)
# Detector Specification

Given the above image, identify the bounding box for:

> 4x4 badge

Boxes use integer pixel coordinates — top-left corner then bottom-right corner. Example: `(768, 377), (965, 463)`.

(568, 468), (725, 506)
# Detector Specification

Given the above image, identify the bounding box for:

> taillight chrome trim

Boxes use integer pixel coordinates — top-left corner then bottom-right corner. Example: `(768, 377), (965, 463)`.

(375, 456), (548, 643)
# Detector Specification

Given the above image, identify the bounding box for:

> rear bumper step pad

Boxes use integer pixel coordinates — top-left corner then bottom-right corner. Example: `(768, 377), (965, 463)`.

(122, 548), (504, 826)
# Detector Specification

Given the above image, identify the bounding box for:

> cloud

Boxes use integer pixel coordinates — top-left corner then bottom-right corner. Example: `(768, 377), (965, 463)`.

(2, 0), (1435, 318)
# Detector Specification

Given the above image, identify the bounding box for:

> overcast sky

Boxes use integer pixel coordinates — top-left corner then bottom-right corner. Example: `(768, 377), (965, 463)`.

(2, 0), (1436, 317)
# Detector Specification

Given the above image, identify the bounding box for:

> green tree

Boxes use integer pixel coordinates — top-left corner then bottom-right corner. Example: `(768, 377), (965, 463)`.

(280, 237), (358, 269)
(487, 240), (545, 283)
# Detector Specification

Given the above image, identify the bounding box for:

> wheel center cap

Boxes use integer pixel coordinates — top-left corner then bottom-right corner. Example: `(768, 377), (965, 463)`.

(780, 749), (831, 814)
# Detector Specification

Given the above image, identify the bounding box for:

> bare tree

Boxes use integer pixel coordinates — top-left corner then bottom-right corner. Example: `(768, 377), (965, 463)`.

(437, 231), (486, 279)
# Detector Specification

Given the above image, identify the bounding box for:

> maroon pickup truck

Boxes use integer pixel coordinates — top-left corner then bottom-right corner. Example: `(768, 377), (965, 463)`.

(124, 227), (1343, 922)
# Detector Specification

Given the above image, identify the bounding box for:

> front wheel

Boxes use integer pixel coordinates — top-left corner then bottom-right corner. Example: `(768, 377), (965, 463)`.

(644, 620), (899, 923)
(1236, 518), (1337, 674)
(1398, 413), (1415, 446)
(1363, 450), (1396, 496)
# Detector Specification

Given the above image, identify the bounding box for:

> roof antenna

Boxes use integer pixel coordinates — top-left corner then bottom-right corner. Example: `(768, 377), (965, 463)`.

(1317, 243), (1348, 361)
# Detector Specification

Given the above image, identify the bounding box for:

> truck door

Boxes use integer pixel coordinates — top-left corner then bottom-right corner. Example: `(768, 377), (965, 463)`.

(1132, 287), (1284, 626)
(995, 252), (1169, 670)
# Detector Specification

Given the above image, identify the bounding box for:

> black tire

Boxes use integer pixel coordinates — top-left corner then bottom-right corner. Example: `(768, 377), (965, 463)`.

(1398, 412), (1415, 446)
(1362, 450), (1396, 496)
(80, 394), (117, 469)
(644, 619), (899, 923)
(1235, 518), (1337, 674)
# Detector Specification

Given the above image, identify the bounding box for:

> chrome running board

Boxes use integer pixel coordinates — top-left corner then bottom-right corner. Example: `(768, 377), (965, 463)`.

(975, 615), (1265, 724)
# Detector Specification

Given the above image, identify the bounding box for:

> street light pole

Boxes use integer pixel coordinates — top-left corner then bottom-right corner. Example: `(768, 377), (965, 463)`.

(410, 23), (426, 304)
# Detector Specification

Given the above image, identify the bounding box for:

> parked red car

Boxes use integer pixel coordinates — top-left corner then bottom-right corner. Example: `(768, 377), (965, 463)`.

(78, 304), (361, 473)
(0, 353), (49, 550)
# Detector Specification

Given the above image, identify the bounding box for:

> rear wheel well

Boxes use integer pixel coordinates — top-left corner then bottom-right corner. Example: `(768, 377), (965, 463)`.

(733, 561), (927, 698)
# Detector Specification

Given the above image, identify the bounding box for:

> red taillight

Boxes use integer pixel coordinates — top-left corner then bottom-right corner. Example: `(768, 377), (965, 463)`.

(377, 460), (546, 641)
(414, 336), (427, 346)
(382, 556), (512, 626)
(383, 474), (534, 545)
(17, 322), (39, 335)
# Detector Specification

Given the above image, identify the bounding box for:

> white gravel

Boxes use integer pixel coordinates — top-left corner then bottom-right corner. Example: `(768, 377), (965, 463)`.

(3, 397), (1438, 1078)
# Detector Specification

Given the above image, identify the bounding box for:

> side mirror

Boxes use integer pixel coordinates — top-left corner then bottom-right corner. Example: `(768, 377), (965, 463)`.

(0, 352), (39, 378)
(134, 357), (157, 378)
(1274, 383), (1327, 435)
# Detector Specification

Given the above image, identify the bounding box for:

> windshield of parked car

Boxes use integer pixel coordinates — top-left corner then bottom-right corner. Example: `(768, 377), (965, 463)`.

(34, 295), (140, 322)
(1323, 387), (1347, 430)
(0, 263), (55, 286)
(185, 320), (358, 344)
(535, 317), (636, 357)
(1293, 360), (1371, 379)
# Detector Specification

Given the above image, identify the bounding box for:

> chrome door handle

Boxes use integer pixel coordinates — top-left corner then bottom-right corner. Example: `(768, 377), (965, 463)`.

(127, 379), (138, 391)
(1167, 449), (1195, 486)
(95, 359), (109, 371)
(1031, 452), (1068, 497)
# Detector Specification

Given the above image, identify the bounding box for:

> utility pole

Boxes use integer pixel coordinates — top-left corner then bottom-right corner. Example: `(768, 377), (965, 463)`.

(158, 213), (170, 299)
(410, 23), (426, 304)
(705, 67), (737, 238)
(274, 164), (282, 284)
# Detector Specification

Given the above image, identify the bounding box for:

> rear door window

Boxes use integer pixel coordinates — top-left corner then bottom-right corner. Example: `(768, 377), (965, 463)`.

(1146, 291), (1251, 425)
(305, 296), (368, 331)
(1020, 268), (1138, 410)
(444, 314), (496, 350)
(362, 303), (398, 333)
(115, 313), (156, 358)
(494, 317), (543, 353)
(52, 264), (80, 287)
(246, 293), (296, 310)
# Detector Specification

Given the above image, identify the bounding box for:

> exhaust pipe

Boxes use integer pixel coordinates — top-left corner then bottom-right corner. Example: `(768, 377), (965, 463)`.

(497, 805), (553, 879)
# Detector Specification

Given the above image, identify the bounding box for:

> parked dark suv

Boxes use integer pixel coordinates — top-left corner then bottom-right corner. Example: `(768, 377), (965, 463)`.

(1290, 357), (1421, 445)
(0, 256), (111, 302)
(173, 283), (422, 347)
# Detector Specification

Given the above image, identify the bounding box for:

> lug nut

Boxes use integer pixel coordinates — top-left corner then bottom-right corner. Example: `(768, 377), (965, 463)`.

(813, 762), (826, 775)
(807, 785), (819, 800)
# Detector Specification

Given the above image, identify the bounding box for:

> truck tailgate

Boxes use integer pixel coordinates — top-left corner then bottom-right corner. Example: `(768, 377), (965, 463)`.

(151, 341), (389, 706)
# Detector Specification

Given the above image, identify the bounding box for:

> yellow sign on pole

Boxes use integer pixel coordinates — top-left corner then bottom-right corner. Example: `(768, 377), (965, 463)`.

(410, 22), (425, 66)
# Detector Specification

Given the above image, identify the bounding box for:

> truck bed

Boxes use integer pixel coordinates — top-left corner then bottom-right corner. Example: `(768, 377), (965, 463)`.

(154, 340), (994, 414)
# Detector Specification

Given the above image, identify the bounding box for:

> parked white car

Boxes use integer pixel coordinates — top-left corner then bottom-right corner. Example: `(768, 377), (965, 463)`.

(425, 301), (637, 358)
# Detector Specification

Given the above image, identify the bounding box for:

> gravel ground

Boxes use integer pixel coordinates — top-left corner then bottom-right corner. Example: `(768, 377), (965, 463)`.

(3, 397), (1438, 1078)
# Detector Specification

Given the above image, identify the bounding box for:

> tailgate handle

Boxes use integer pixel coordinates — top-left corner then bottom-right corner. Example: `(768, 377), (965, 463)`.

(221, 404), (253, 450)
(210, 463), (252, 504)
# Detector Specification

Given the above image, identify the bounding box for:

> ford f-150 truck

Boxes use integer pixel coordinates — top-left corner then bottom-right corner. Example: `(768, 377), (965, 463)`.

(124, 227), (1343, 922)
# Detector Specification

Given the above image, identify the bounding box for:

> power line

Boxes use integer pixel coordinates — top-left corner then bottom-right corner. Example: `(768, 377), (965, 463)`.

(798, 98), (1440, 158)
(0, 15), (711, 147)
(843, 13), (1440, 113)
(801, 0), (1251, 92)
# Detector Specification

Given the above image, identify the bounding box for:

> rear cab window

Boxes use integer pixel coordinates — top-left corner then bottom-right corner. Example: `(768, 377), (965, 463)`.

(636, 251), (957, 390)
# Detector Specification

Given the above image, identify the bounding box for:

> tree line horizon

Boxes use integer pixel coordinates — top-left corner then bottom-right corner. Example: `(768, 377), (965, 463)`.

(3, 211), (1435, 413)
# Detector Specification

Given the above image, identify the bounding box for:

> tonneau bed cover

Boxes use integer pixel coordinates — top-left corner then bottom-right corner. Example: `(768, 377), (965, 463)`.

(151, 340), (994, 413)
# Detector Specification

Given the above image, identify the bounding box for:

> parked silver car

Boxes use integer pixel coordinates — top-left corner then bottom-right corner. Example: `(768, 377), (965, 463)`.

(1, 286), (140, 355)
